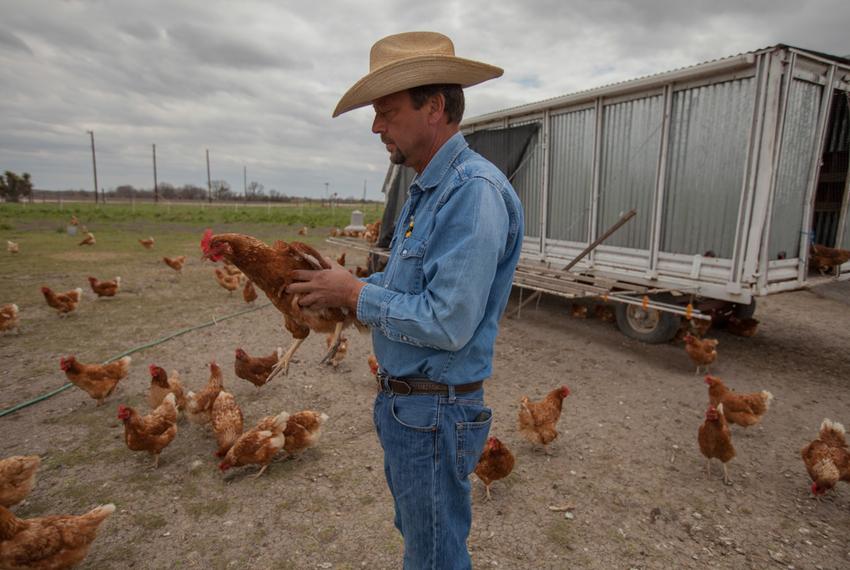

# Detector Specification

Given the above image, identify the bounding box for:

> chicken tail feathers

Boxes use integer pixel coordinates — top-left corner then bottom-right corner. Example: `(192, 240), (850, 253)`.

(85, 503), (116, 523)
(819, 419), (846, 446)
(761, 391), (774, 409)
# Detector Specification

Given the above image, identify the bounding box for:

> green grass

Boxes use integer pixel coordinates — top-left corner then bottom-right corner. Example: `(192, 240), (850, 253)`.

(1, 201), (383, 228)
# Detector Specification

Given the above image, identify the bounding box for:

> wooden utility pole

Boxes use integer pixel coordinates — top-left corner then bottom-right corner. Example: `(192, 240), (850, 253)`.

(87, 130), (98, 204)
(152, 143), (159, 203)
(206, 149), (212, 203)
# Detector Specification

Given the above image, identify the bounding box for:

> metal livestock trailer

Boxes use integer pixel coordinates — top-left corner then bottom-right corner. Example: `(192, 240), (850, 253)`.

(367, 44), (850, 343)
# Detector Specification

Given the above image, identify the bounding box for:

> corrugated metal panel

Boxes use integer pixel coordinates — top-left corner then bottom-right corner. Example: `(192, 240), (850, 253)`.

(661, 78), (756, 257)
(770, 80), (822, 258)
(842, 203), (850, 249)
(547, 109), (595, 242)
(507, 119), (544, 238)
(598, 95), (664, 249)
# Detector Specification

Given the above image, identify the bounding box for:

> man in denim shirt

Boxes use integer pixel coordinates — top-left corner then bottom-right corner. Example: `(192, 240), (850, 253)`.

(289, 31), (523, 569)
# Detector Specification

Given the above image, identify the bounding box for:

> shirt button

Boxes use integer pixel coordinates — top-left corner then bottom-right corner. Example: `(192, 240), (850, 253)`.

(402, 249), (408, 255)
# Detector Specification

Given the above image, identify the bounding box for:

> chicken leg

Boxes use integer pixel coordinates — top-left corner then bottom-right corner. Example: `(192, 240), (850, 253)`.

(265, 338), (305, 382)
(252, 465), (269, 479)
(321, 321), (345, 366)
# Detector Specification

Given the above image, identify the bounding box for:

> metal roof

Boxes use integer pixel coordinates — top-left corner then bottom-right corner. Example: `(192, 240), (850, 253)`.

(463, 44), (850, 127)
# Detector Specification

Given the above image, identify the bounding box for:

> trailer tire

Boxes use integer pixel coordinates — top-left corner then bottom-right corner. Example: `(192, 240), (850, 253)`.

(731, 299), (756, 319)
(615, 303), (681, 344)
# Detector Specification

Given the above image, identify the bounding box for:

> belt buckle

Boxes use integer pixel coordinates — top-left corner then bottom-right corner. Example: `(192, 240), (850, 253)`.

(390, 378), (413, 396)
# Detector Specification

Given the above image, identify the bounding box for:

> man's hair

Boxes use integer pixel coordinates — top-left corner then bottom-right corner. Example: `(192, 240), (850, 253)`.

(408, 84), (465, 124)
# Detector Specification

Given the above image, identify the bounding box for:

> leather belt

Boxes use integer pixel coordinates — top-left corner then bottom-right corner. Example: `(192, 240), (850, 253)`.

(377, 372), (483, 396)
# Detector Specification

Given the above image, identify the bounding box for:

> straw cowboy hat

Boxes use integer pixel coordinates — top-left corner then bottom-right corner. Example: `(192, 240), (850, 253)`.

(332, 31), (503, 117)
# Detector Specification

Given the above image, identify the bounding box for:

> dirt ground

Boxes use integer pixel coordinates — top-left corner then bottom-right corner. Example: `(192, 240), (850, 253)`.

(2, 242), (850, 569)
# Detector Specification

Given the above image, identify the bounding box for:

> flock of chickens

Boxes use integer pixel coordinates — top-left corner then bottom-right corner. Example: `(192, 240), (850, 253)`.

(2, 217), (849, 569)
(1, 221), (359, 569)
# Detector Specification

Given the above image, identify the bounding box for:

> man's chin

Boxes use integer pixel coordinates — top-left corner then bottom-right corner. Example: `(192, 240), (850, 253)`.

(389, 150), (407, 165)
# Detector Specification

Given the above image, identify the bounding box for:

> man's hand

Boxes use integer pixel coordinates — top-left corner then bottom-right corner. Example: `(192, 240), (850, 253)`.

(287, 257), (365, 311)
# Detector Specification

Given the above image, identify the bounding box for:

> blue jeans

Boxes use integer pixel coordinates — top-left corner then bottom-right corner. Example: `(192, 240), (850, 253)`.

(373, 386), (492, 570)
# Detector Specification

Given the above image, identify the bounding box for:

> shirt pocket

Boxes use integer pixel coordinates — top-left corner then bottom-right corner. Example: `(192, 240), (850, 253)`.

(387, 235), (427, 294)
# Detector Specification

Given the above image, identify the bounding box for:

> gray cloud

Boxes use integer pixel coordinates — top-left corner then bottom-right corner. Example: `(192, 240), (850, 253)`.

(0, 29), (32, 54)
(0, 0), (848, 199)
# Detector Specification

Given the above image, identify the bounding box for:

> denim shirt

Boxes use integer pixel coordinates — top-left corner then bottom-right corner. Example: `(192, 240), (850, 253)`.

(357, 132), (524, 384)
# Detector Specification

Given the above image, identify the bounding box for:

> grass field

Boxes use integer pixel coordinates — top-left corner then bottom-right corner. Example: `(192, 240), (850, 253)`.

(0, 200), (383, 230)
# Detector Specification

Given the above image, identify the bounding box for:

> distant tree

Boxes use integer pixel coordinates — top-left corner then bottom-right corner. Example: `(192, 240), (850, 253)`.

(158, 182), (177, 199)
(176, 184), (206, 200)
(114, 184), (136, 198)
(0, 171), (33, 202)
(246, 181), (264, 200)
(211, 180), (231, 200)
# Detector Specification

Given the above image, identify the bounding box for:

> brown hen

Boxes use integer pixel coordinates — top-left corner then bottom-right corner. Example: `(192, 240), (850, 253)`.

(200, 230), (364, 379)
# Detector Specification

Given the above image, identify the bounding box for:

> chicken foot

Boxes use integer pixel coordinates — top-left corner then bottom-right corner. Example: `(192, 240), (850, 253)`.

(266, 338), (305, 382)
(320, 321), (345, 366)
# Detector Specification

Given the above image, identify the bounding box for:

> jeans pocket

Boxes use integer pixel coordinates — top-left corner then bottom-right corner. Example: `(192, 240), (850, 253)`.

(390, 395), (438, 432)
(455, 405), (493, 480)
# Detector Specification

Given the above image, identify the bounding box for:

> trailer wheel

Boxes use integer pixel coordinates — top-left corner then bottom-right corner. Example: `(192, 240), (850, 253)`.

(731, 299), (756, 319)
(615, 303), (681, 344)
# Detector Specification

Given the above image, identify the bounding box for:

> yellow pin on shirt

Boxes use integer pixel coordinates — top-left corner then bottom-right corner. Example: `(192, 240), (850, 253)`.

(404, 216), (414, 238)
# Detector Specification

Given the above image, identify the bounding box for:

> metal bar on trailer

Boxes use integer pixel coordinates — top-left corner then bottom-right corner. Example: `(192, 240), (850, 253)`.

(834, 92), (850, 251)
(587, 97), (604, 267)
(562, 209), (637, 271)
(758, 51), (797, 291)
(540, 110), (550, 256)
(648, 84), (673, 278)
(606, 293), (711, 320)
(797, 64), (837, 281)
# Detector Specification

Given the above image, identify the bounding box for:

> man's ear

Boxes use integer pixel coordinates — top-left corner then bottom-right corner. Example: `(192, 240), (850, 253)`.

(426, 93), (447, 125)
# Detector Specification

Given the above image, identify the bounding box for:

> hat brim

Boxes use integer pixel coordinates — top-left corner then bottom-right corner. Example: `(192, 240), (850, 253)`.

(332, 55), (503, 118)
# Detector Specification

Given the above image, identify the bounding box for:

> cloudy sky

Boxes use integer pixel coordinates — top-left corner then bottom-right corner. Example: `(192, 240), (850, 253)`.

(1, 0), (848, 199)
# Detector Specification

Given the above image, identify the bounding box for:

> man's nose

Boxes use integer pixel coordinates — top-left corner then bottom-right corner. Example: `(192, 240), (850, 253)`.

(371, 114), (384, 134)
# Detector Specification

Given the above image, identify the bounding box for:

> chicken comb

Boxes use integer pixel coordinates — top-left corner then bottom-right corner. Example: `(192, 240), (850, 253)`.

(148, 364), (159, 376)
(200, 228), (214, 252)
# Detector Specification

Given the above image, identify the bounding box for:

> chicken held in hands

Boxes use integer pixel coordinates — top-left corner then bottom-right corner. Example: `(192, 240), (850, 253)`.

(518, 386), (570, 454)
(0, 503), (114, 570)
(186, 361), (224, 426)
(801, 419), (849, 497)
(148, 365), (186, 411)
(325, 334), (348, 368)
(200, 230), (365, 379)
(219, 412), (290, 478)
(118, 393), (178, 468)
(0, 456), (41, 508)
(41, 286), (82, 317)
(163, 255), (186, 275)
(234, 348), (283, 388)
(474, 437), (515, 500)
(698, 404), (735, 484)
(705, 375), (773, 428)
(0, 303), (20, 335)
(211, 391), (244, 458)
(60, 356), (131, 406)
(684, 333), (718, 374)
(88, 276), (120, 298)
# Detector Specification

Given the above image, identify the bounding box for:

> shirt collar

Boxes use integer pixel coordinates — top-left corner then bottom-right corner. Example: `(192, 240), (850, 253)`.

(410, 132), (468, 194)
